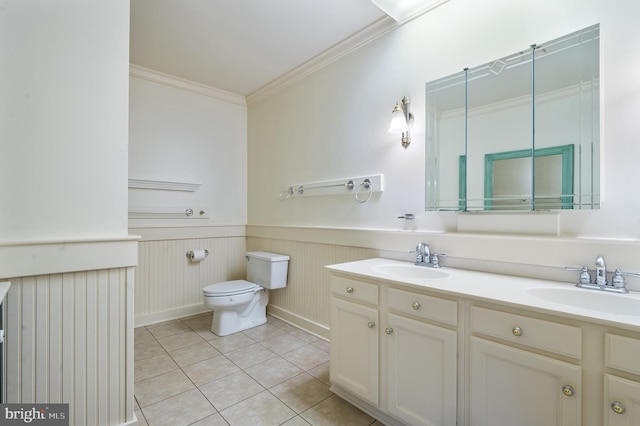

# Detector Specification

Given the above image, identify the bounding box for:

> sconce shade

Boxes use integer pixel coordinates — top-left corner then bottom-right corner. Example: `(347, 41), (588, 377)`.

(388, 96), (413, 148)
(389, 103), (409, 133)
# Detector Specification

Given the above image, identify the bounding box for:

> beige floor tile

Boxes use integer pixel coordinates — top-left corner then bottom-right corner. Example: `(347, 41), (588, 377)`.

(134, 369), (195, 408)
(281, 344), (330, 371)
(266, 316), (299, 333)
(190, 412), (229, 426)
(157, 330), (206, 352)
(225, 343), (277, 369)
(300, 394), (375, 426)
(142, 388), (216, 426)
(208, 332), (256, 353)
(135, 339), (168, 362)
(288, 329), (320, 344)
(134, 410), (148, 426)
(281, 416), (312, 426)
(311, 339), (330, 353)
(244, 357), (303, 389)
(220, 390), (296, 426)
(193, 327), (218, 341)
(307, 361), (330, 386)
(182, 354), (241, 386)
(199, 371), (264, 411)
(184, 313), (213, 330)
(147, 320), (192, 339)
(169, 342), (221, 367)
(242, 323), (287, 342)
(260, 333), (308, 355)
(134, 353), (179, 382)
(134, 327), (155, 343)
(270, 373), (332, 413)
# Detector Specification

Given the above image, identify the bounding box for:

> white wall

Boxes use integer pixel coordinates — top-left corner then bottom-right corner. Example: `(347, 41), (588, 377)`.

(128, 71), (249, 325)
(1, 1), (130, 242)
(0, 2), (136, 425)
(128, 73), (247, 228)
(247, 0), (640, 240)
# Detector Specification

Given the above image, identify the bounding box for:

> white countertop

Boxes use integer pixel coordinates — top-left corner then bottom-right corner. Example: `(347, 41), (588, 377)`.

(326, 258), (640, 331)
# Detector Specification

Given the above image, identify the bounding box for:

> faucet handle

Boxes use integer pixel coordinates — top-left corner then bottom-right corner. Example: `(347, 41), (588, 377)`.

(431, 253), (447, 268)
(565, 266), (591, 284)
(612, 269), (640, 289)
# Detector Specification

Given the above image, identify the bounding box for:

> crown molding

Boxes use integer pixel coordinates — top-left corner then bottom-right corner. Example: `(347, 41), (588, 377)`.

(129, 64), (247, 107)
(246, 16), (398, 106)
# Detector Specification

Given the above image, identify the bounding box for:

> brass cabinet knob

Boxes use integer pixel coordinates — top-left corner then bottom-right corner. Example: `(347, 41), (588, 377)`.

(367, 321), (375, 329)
(385, 327), (394, 335)
(611, 401), (626, 415)
(412, 302), (421, 310)
(512, 326), (523, 337)
(346, 287), (354, 293)
(561, 385), (575, 397)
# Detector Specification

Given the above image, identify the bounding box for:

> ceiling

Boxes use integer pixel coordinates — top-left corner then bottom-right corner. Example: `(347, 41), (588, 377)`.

(130, 0), (389, 97)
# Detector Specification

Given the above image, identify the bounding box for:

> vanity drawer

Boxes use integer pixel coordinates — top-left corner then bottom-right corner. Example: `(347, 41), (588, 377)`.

(331, 276), (378, 305)
(605, 334), (640, 375)
(388, 287), (457, 326)
(470, 306), (582, 359)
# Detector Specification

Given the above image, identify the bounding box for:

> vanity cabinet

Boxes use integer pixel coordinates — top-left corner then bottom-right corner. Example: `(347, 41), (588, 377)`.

(469, 306), (582, 425)
(327, 259), (640, 426)
(604, 334), (640, 425)
(330, 276), (379, 406)
(329, 275), (458, 426)
(385, 288), (457, 426)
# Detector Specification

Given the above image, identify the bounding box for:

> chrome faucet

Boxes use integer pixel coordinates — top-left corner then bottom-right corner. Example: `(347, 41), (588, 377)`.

(594, 255), (607, 286)
(566, 255), (638, 294)
(414, 242), (445, 268)
(415, 242), (430, 264)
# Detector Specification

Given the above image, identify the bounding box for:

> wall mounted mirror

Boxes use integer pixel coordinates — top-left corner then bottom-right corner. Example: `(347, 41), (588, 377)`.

(425, 24), (599, 211)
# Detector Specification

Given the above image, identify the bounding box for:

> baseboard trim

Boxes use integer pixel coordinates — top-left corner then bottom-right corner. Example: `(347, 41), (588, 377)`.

(135, 302), (330, 341)
(330, 384), (403, 426)
(120, 413), (140, 426)
(135, 304), (209, 327)
(267, 305), (330, 340)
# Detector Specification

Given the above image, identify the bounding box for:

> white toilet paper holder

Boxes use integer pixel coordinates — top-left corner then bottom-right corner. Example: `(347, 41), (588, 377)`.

(186, 249), (209, 260)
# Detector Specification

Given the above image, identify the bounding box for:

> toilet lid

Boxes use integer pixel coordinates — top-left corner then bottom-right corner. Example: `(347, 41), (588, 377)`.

(203, 280), (261, 296)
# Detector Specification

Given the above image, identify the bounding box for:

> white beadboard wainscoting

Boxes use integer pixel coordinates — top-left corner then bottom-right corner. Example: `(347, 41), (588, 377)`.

(132, 227), (247, 326)
(248, 235), (378, 339)
(4, 267), (136, 426)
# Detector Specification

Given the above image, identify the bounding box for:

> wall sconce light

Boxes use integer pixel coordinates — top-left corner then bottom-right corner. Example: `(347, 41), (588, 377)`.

(388, 97), (413, 148)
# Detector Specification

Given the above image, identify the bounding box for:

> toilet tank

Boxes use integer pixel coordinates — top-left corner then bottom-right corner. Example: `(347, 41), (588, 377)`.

(246, 251), (290, 289)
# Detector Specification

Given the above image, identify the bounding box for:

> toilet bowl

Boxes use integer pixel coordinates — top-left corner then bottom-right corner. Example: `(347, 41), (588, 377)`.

(202, 251), (289, 336)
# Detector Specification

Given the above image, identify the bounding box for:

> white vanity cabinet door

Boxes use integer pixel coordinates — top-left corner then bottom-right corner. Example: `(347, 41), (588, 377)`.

(330, 297), (379, 406)
(385, 313), (457, 426)
(470, 337), (581, 426)
(604, 374), (640, 426)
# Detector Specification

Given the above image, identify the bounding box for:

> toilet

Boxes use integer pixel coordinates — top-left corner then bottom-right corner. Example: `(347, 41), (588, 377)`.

(202, 251), (290, 336)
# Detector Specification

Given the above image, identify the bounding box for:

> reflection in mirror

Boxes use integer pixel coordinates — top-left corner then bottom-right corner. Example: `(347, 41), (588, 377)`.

(483, 145), (574, 210)
(425, 24), (599, 211)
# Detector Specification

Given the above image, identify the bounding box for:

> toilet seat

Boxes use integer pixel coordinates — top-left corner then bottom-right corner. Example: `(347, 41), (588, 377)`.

(203, 280), (262, 297)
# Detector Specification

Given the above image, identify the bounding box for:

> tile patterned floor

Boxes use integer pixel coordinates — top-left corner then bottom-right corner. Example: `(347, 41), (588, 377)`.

(135, 313), (384, 426)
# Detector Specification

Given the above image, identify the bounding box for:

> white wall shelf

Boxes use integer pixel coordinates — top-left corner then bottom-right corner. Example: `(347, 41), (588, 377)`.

(128, 178), (201, 192)
(128, 206), (210, 219)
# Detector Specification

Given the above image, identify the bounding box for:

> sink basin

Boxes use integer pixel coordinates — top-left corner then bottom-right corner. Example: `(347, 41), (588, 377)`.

(372, 264), (449, 280)
(526, 286), (640, 316)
